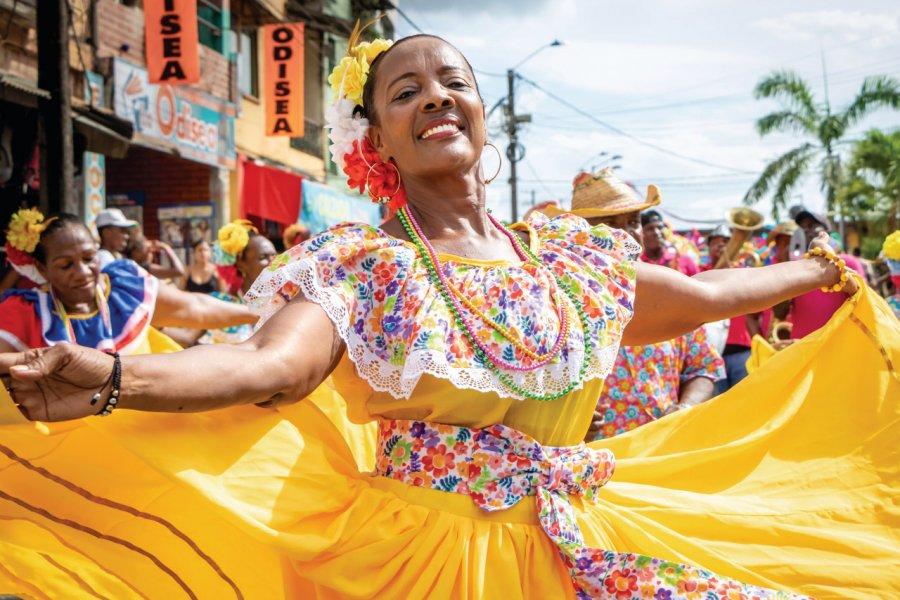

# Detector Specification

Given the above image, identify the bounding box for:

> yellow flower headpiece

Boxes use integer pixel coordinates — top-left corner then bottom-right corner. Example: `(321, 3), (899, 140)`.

(6, 208), (55, 253)
(218, 219), (257, 257)
(883, 231), (900, 261)
(327, 19), (393, 107)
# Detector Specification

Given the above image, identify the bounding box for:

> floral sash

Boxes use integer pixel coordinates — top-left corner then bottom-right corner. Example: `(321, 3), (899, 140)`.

(376, 419), (811, 600)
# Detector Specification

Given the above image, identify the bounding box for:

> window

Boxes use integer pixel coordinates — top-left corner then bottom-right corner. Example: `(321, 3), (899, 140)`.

(290, 30), (325, 158)
(238, 30), (258, 98)
(197, 0), (224, 53)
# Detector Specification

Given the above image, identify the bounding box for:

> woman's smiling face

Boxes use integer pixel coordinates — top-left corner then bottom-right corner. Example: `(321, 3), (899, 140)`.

(367, 37), (485, 182)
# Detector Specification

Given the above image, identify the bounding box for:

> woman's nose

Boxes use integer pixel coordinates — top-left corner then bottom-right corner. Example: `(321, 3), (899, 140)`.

(421, 82), (455, 111)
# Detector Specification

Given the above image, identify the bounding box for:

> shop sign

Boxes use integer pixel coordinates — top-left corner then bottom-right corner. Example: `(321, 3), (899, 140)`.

(144, 0), (200, 85)
(263, 23), (304, 136)
(113, 58), (235, 168)
(83, 152), (105, 231)
(300, 180), (381, 234)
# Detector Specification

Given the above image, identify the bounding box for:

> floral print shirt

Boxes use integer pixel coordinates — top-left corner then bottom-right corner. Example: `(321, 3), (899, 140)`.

(593, 326), (725, 440)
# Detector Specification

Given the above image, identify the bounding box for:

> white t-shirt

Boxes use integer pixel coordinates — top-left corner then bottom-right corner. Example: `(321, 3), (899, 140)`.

(97, 249), (117, 269)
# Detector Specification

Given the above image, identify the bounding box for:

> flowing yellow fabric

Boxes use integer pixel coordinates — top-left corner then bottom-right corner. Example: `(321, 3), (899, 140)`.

(746, 334), (777, 374)
(0, 289), (897, 599)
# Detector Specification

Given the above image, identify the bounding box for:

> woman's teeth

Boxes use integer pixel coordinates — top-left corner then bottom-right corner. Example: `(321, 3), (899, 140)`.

(421, 123), (459, 139)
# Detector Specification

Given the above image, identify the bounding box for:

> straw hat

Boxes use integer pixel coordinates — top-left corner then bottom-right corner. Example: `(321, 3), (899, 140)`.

(541, 167), (660, 219)
(767, 220), (798, 242)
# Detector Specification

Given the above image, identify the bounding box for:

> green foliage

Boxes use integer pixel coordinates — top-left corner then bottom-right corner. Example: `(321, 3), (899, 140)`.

(842, 128), (900, 229)
(746, 70), (900, 220)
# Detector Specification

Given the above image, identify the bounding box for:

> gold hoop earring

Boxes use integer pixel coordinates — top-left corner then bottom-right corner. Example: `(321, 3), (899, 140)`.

(365, 161), (402, 205)
(483, 142), (503, 185)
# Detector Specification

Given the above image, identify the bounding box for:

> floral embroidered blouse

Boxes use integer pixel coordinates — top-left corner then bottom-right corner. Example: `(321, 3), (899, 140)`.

(592, 326), (725, 440)
(247, 213), (639, 447)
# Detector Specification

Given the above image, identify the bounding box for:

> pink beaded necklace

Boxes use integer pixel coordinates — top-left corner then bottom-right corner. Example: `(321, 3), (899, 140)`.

(399, 205), (570, 372)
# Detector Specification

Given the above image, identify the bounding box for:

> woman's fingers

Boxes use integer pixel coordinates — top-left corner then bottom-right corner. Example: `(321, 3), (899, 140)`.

(8, 345), (65, 381)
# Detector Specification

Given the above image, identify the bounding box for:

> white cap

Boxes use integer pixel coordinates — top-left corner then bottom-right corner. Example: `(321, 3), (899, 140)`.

(95, 208), (138, 229)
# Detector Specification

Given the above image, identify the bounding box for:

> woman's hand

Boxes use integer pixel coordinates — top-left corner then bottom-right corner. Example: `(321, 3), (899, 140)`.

(807, 232), (860, 297)
(0, 345), (114, 422)
(584, 409), (604, 442)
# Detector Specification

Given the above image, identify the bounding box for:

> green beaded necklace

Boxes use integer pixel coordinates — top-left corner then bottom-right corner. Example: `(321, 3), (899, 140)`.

(397, 208), (594, 402)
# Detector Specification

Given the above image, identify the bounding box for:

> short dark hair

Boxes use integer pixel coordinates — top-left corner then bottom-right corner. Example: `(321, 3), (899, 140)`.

(359, 34), (480, 125)
(640, 210), (663, 226)
(30, 213), (89, 264)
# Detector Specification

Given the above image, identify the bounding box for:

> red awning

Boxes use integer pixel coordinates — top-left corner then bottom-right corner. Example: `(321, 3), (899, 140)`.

(239, 155), (303, 225)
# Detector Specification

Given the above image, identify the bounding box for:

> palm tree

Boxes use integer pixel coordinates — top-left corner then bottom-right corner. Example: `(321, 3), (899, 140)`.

(744, 71), (900, 222)
(839, 128), (900, 231)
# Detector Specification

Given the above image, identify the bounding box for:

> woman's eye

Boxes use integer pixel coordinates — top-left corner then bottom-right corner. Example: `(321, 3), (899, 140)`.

(394, 90), (415, 101)
(448, 80), (468, 89)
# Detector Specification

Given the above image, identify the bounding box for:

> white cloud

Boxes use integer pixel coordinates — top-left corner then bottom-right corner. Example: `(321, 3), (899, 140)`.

(753, 10), (899, 43)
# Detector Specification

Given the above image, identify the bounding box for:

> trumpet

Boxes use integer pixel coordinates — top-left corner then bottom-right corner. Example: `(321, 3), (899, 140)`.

(714, 207), (765, 269)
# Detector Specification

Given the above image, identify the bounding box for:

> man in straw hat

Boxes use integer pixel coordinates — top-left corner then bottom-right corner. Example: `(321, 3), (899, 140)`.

(541, 167), (725, 440)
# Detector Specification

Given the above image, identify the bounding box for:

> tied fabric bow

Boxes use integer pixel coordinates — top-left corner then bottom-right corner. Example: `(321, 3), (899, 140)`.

(376, 419), (812, 600)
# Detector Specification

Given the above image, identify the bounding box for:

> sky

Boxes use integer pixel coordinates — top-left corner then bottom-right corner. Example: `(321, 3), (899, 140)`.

(392, 0), (900, 227)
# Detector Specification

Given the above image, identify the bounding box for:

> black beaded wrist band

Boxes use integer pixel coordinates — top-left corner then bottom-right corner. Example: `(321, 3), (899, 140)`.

(94, 352), (121, 417)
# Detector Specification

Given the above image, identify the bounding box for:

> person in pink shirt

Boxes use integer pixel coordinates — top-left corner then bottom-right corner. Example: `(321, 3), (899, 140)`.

(703, 224), (764, 393)
(541, 168), (724, 440)
(640, 210), (700, 275)
(788, 210), (865, 339)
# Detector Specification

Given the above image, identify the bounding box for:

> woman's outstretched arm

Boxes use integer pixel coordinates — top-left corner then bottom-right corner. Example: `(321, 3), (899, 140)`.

(152, 282), (259, 329)
(0, 296), (344, 421)
(623, 234), (859, 346)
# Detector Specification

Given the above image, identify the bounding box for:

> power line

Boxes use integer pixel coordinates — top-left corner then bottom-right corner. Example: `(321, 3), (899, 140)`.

(518, 74), (756, 174)
(522, 157), (556, 199)
(383, 1), (424, 34)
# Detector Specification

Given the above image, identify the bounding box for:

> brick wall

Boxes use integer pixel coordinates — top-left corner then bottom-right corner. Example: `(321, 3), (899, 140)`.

(96, 0), (234, 103)
(96, 0), (145, 65)
(106, 147), (212, 240)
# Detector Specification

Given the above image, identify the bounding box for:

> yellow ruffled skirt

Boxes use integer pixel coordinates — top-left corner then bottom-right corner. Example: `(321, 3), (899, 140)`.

(0, 289), (897, 599)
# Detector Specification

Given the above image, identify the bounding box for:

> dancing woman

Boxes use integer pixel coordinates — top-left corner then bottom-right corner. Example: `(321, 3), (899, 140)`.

(0, 34), (896, 599)
(0, 210), (257, 358)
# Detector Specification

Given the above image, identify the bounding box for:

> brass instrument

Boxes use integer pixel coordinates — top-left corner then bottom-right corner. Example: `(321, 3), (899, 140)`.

(714, 207), (765, 269)
(734, 250), (763, 268)
(770, 319), (793, 343)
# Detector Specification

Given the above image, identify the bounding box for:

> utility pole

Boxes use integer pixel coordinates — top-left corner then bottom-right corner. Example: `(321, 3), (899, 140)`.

(506, 69), (519, 223)
(37, 0), (75, 214)
(501, 41), (561, 223)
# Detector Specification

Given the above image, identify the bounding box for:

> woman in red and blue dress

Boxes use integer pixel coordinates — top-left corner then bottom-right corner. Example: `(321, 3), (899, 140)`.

(0, 211), (258, 358)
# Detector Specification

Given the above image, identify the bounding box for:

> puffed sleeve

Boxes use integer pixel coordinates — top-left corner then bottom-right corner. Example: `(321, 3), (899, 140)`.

(524, 212), (640, 360)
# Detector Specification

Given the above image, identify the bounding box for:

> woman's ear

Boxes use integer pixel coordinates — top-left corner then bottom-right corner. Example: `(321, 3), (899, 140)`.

(367, 125), (391, 161)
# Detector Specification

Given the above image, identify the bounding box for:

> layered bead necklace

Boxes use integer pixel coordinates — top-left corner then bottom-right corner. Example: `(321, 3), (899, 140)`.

(397, 205), (594, 401)
(49, 280), (116, 353)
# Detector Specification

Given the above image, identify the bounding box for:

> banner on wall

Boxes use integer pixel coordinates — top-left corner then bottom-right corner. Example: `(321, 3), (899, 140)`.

(144, 0), (200, 85)
(300, 181), (381, 234)
(83, 153), (105, 232)
(113, 58), (235, 168)
(263, 23), (304, 137)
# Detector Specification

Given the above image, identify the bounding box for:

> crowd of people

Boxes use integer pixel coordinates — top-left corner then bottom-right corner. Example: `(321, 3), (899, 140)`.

(0, 30), (896, 600)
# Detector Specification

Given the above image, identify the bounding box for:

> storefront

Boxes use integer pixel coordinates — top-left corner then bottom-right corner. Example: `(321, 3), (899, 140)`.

(105, 58), (236, 264)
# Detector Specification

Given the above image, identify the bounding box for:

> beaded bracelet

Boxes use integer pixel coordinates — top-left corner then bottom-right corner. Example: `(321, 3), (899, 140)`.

(92, 352), (121, 417)
(804, 246), (851, 293)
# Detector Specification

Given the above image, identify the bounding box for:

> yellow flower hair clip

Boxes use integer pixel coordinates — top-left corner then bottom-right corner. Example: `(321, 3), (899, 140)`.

(217, 219), (257, 258)
(883, 230), (900, 261)
(327, 19), (393, 107)
(6, 208), (54, 253)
